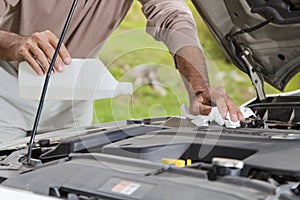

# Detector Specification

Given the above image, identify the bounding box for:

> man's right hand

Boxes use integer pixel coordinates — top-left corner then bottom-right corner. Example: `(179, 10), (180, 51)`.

(1, 30), (71, 75)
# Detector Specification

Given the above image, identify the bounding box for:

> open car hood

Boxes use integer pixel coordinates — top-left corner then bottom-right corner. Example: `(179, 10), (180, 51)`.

(192, 0), (300, 91)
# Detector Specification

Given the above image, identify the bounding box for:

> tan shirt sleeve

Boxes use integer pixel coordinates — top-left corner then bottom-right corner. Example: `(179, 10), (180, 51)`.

(139, 0), (202, 55)
(0, 0), (20, 17)
(0, 1), (6, 17)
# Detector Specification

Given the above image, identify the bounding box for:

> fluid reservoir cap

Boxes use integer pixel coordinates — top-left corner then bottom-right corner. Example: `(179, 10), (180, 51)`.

(212, 157), (244, 169)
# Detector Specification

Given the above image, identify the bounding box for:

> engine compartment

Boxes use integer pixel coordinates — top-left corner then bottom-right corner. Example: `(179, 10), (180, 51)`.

(246, 95), (300, 130)
(0, 94), (299, 199)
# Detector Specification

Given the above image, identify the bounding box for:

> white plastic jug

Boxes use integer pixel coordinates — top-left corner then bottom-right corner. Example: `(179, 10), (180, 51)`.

(18, 59), (133, 100)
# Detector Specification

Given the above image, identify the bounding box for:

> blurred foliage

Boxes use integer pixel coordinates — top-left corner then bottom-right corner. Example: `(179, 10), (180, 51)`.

(93, 0), (299, 123)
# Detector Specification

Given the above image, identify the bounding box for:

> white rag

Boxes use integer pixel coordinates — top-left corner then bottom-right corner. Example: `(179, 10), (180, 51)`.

(181, 104), (255, 128)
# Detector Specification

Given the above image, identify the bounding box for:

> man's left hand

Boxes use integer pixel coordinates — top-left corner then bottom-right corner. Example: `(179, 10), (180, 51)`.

(189, 87), (244, 122)
(175, 46), (244, 122)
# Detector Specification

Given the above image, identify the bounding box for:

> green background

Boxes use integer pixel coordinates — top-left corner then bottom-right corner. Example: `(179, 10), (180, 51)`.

(93, 0), (300, 123)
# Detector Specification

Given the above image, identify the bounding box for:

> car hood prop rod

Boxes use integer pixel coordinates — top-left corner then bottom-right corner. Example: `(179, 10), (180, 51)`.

(26, 0), (79, 165)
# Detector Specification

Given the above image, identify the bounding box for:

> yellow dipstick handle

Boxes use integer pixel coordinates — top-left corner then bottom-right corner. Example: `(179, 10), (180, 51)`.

(187, 159), (192, 166)
(161, 158), (192, 167)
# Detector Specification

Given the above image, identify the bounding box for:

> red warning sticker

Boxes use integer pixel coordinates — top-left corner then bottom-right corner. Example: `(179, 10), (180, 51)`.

(111, 180), (141, 195)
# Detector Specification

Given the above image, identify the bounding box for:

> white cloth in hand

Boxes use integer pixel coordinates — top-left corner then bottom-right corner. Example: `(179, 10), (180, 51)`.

(181, 104), (255, 128)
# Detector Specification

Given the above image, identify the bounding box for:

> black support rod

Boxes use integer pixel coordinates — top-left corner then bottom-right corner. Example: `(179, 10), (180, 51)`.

(27, 0), (79, 165)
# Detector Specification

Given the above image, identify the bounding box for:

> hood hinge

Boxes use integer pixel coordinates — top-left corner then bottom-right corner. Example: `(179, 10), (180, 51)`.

(241, 49), (267, 102)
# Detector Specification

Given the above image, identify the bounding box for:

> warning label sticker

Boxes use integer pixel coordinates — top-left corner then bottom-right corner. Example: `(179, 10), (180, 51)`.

(111, 180), (141, 195)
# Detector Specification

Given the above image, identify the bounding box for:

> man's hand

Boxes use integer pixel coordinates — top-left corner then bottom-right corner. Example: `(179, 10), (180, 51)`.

(0, 30), (71, 75)
(189, 87), (244, 122)
(175, 46), (244, 122)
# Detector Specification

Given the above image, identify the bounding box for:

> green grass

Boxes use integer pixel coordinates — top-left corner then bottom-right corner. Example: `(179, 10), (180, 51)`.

(93, 1), (299, 123)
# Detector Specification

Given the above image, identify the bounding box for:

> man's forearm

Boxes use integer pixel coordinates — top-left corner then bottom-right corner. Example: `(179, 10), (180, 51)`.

(175, 46), (209, 98)
(0, 30), (22, 61)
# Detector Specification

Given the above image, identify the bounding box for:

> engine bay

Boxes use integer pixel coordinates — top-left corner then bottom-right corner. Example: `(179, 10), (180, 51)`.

(0, 95), (299, 199)
(245, 95), (300, 130)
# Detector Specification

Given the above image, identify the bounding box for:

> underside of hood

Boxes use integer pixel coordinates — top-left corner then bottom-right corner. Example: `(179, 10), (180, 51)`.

(192, 0), (300, 93)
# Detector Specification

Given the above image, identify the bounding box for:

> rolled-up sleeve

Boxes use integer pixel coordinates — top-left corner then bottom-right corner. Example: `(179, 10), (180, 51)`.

(139, 0), (201, 54)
